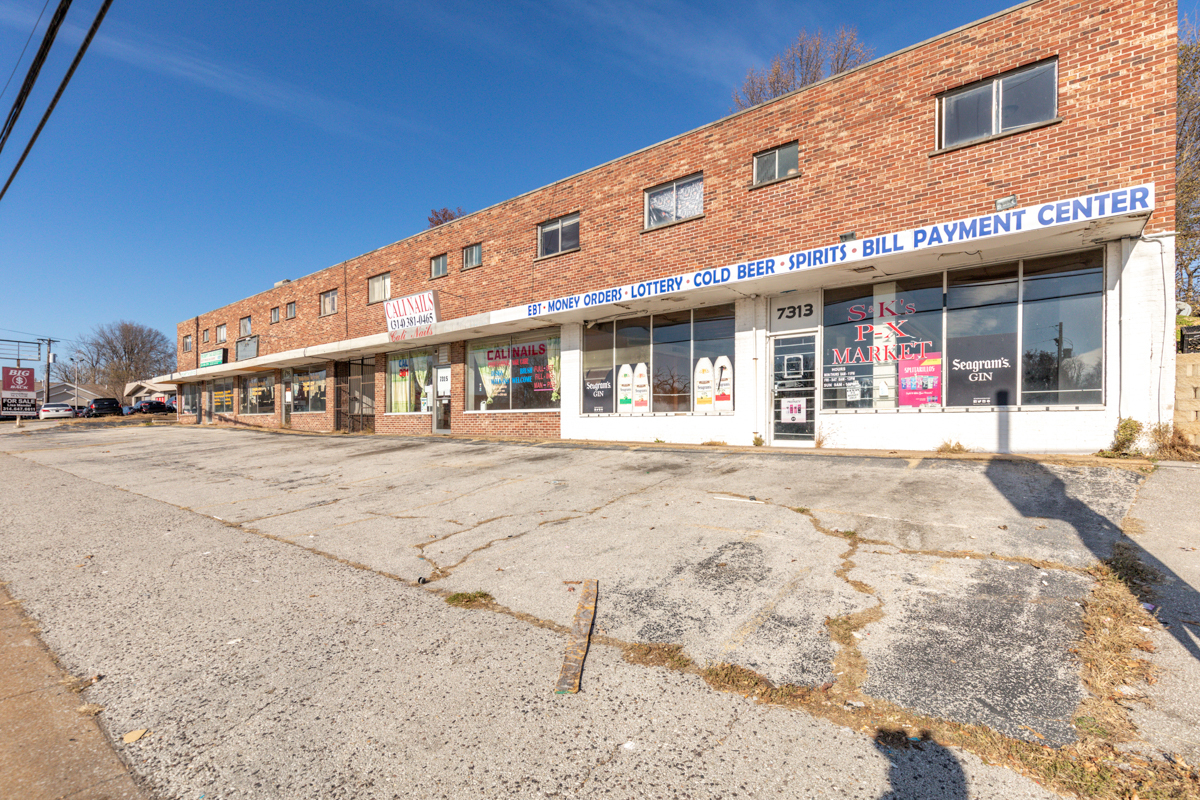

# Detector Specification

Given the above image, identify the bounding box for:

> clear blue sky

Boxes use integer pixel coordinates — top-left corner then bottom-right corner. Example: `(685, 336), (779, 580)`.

(0, 0), (1183, 375)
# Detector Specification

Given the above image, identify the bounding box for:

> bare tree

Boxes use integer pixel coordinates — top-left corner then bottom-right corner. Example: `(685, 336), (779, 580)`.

(52, 337), (103, 384)
(732, 27), (873, 111)
(71, 321), (177, 398)
(427, 206), (466, 228)
(1179, 18), (1200, 310)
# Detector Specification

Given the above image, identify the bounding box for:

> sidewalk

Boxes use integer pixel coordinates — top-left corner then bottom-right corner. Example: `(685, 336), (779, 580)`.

(1125, 462), (1200, 762)
(0, 584), (149, 800)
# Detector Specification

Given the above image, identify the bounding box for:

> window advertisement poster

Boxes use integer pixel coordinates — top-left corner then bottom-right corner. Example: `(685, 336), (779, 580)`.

(947, 333), (1018, 406)
(583, 368), (613, 413)
(898, 353), (942, 407)
(783, 397), (807, 423)
(632, 363), (650, 411)
(693, 357), (714, 412)
(472, 344), (510, 410)
(616, 364), (634, 413)
(713, 355), (733, 412)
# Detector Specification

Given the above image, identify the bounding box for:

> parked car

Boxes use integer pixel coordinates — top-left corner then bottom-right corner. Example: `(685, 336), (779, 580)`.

(84, 398), (124, 418)
(121, 405), (134, 416)
(136, 400), (172, 414)
(38, 403), (75, 420)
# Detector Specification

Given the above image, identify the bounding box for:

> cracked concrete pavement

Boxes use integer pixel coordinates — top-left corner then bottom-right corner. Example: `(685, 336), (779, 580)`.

(0, 423), (1193, 797)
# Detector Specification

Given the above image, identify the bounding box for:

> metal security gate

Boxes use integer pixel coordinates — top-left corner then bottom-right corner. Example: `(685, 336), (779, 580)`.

(335, 357), (375, 433)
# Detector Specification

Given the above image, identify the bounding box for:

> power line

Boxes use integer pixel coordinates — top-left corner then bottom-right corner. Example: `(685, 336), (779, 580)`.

(0, 0), (113, 206)
(0, 0), (53, 104)
(0, 0), (73, 159)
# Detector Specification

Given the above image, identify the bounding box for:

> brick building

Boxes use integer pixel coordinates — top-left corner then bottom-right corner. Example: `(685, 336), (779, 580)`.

(160, 0), (1177, 453)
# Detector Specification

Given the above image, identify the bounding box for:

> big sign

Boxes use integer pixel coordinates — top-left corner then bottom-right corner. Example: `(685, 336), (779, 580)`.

(385, 291), (441, 343)
(2, 366), (37, 416)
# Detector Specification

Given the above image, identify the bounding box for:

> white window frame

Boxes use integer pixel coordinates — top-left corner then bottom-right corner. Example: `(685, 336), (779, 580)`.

(203, 329), (209, 343)
(240, 316), (251, 337)
(937, 59), (1058, 150)
(183, 335), (192, 353)
(644, 173), (704, 229)
(271, 306), (280, 324)
(753, 142), (800, 186)
(216, 324), (227, 343)
(463, 243), (482, 270)
(286, 301), (296, 319)
(430, 254), (447, 279)
(538, 213), (580, 258)
(368, 273), (391, 303)
(320, 289), (338, 317)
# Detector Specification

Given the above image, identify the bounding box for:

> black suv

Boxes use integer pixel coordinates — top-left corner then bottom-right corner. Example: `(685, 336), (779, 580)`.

(85, 398), (124, 417)
(136, 400), (173, 414)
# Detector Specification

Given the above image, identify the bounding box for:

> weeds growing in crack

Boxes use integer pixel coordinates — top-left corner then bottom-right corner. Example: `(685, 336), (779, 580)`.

(445, 591), (494, 609)
(622, 643), (694, 671)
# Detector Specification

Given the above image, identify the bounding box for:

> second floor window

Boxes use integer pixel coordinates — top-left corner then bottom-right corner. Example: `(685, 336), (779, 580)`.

(369, 273), (391, 303)
(183, 335), (192, 352)
(216, 324), (226, 343)
(271, 306), (280, 323)
(646, 174), (704, 228)
(538, 213), (579, 258)
(202, 329), (209, 343)
(286, 301), (296, 319)
(431, 254), (447, 278)
(938, 59), (1057, 150)
(240, 316), (251, 337)
(320, 289), (338, 316)
(754, 142), (799, 185)
(463, 243), (482, 270)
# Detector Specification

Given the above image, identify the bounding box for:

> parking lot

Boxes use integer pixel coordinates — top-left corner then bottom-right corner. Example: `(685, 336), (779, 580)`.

(1, 423), (1196, 798)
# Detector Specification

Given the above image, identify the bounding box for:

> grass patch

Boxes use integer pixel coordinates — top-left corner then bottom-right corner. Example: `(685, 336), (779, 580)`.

(936, 440), (968, 454)
(622, 643), (694, 671)
(701, 440), (727, 446)
(445, 590), (494, 609)
(1149, 422), (1200, 461)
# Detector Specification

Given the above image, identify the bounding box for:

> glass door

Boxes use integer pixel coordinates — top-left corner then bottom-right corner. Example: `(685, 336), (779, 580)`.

(281, 368), (292, 426)
(203, 381), (213, 424)
(433, 365), (451, 433)
(771, 335), (816, 443)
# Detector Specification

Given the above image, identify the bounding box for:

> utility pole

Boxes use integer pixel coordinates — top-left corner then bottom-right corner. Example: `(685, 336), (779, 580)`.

(42, 338), (54, 407)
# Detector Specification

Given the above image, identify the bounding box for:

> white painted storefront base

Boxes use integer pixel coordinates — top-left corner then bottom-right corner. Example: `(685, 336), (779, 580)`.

(560, 237), (1176, 454)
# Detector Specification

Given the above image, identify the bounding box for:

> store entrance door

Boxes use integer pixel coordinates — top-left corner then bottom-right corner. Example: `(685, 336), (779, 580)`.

(203, 381), (213, 424)
(335, 357), (375, 433)
(281, 368), (292, 426)
(433, 365), (451, 433)
(771, 334), (816, 443)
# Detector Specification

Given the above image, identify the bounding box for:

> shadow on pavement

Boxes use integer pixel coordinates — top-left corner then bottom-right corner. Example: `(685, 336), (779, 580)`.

(873, 729), (967, 800)
(986, 412), (1200, 665)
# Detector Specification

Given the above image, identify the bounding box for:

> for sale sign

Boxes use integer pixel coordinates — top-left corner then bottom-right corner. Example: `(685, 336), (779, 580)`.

(2, 367), (37, 416)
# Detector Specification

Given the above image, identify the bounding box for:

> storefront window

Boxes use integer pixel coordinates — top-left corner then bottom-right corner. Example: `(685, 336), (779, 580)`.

(213, 377), (234, 414)
(467, 330), (561, 411)
(946, 263), (1019, 406)
(240, 375), (275, 415)
(386, 351), (432, 413)
(292, 368), (327, 413)
(1021, 251), (1103, 405)
(582, 322), (615, 414)
(181, 384), (199, 415)
(584, 304), (734, 415)
(823, 276), (943, 410)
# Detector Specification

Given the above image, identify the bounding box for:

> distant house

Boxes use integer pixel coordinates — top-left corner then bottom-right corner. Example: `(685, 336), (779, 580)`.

(34, 381), (109, 408)
(124, 380), (177, 404)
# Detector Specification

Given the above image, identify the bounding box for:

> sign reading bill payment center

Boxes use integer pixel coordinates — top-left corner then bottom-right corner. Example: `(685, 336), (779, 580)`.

(386, 291), (441, 343)
(514, 184), (1155, 322)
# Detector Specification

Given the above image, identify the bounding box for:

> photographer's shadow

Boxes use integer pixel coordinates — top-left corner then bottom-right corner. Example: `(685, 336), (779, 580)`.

(874, 729), (968, 800)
